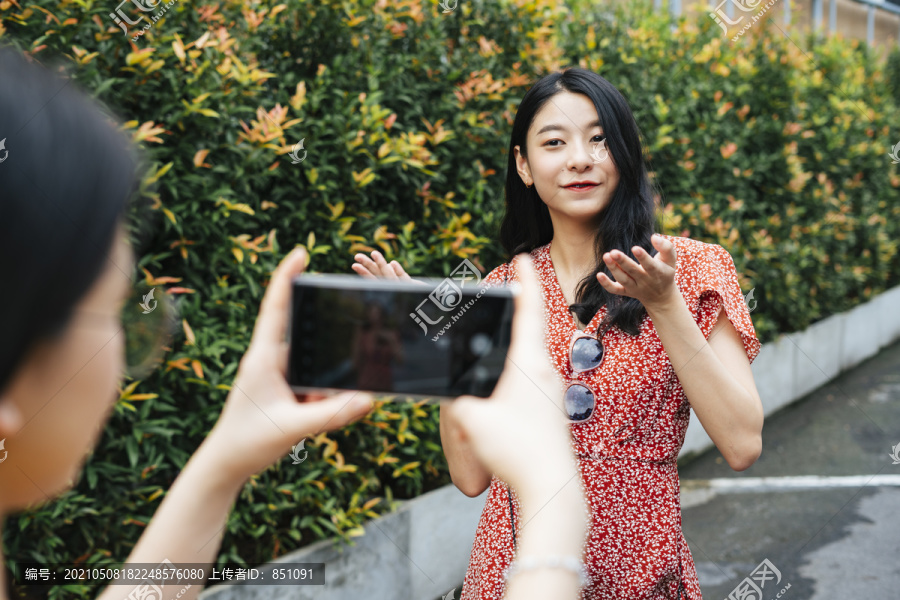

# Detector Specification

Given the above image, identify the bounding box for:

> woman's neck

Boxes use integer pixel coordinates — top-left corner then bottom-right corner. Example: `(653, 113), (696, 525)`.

(549, 231), (597, 283)
(546, 210), (600, 280)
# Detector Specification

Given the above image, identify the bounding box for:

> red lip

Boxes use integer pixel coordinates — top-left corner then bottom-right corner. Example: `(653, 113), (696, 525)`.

(564, 181), (599, 187)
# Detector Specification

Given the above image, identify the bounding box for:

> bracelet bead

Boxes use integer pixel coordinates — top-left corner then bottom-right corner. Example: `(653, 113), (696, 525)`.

(503, 555), (588, 588)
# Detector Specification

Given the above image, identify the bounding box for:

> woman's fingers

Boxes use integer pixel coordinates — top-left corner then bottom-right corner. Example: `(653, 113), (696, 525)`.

(353, 252), (430, 285)
(285, 391), (374, 438)
(506, 254), (547, 363)
(370, 251), (398, 280)
(489, 254), (563, 414)
(390, 260), (413, 279)
(353, 251), (402, 280)
(352, 253), (382, 276)
(652, 234), (678, 269)
(250, 247), (308, 349)
(597, 271), (626, 295)
(389, 261), (430, 286)
(603, 252), (635, 287)
(351, 262), (379, 279)
(609, 250), (644, 280)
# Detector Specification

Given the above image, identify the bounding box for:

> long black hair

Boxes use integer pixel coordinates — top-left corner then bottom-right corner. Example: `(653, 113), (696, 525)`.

(499, 67), (664, 337)
(0, 46), (141, 393)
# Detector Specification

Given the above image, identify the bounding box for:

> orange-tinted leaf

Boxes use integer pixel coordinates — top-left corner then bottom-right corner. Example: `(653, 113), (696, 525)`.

(193, 149), (209, 167)
(121, 519), (147, 527)
(182, 319), (196, 345)
(166, 358), (191, 371)
(141, 268), (182, 285)
(172, 37), (185, 62)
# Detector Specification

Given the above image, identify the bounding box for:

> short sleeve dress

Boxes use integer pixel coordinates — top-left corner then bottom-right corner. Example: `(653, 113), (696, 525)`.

(459, 234), (761, 600)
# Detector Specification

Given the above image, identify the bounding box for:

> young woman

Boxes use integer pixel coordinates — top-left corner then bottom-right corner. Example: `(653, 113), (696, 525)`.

(354, 67), (765, 599)
(0, 46), (588, 600)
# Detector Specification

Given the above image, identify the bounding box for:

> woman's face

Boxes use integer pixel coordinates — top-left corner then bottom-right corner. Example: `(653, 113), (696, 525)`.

(367, 304), (383, 325)
(0, 227), (133, 511)
(514, 90), (620, 227)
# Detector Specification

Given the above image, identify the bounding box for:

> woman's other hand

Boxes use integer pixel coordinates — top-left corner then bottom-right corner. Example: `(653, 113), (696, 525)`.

(352, 250), (427, 285)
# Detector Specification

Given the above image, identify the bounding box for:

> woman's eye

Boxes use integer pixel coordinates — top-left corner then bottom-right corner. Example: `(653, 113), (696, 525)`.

(543, 135), (604, 147)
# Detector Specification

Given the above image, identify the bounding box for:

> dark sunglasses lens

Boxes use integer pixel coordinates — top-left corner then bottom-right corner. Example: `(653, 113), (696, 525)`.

(571, 336), (603, 371)
(564, 383), (594, 422)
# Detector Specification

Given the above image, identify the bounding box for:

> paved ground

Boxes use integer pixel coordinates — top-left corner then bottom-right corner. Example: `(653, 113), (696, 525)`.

(680, 339), (900, 599)
(437, 339), (900, 600)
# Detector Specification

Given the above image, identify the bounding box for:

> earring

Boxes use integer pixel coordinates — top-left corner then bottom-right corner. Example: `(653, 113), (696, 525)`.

(525, 181), (532, 188)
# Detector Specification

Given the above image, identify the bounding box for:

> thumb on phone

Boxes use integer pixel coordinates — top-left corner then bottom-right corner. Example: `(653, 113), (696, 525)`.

(287, 391), (375, 438)
(451, 253), (570, 488)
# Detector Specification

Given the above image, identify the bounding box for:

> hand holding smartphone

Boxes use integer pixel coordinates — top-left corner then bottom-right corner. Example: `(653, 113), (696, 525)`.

(288, 269), (515, 400)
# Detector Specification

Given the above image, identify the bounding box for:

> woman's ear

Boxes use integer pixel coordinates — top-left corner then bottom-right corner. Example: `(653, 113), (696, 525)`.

(513, 145), (532, 186)
(0, 393), (24, 440)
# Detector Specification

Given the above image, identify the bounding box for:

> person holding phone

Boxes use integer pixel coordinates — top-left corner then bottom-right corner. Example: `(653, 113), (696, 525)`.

(354, 67), (765, 599)
(0, 46), (587, 600)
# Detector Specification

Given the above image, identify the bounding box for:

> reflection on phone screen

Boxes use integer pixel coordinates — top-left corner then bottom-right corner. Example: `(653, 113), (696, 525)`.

(290, 282), (512, 398)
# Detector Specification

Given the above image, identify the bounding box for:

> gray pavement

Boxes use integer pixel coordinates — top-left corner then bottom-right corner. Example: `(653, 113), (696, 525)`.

(436, 340), (900, 600)
(680, 339), (900, 599)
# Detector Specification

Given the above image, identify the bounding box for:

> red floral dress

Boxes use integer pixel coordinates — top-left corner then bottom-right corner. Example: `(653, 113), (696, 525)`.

(460, 234), (762, 600)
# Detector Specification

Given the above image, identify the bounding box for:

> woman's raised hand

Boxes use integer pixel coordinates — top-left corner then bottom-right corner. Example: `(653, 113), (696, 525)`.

(352, 250), (427, 285)
(202, 247), (376, 485)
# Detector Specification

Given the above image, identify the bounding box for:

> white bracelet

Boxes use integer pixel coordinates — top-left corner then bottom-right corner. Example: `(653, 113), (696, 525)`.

(503, 555), (588, 588)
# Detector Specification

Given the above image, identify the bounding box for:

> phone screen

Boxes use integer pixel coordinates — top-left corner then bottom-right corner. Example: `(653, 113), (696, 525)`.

(288, 275), (513, 399)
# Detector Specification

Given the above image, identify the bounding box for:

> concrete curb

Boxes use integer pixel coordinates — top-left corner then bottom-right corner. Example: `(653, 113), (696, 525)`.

(200, 283), (900, 600)
(680, 283), (900, 457)
(198, 483), (483, 600)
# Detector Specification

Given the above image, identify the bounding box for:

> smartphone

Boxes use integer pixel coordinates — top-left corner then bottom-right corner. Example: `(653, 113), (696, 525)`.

(288, 272), (515, 400)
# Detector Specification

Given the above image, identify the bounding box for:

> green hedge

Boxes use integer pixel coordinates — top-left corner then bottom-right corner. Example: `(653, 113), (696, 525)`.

(1, 0), (898, 597)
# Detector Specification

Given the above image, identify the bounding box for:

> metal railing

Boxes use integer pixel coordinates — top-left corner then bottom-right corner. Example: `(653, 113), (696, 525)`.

(655, 0), (900, 45)
(845, 0), (900, 44)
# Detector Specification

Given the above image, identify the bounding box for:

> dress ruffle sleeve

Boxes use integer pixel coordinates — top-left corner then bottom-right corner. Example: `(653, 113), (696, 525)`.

(685, 242), (762, 365)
